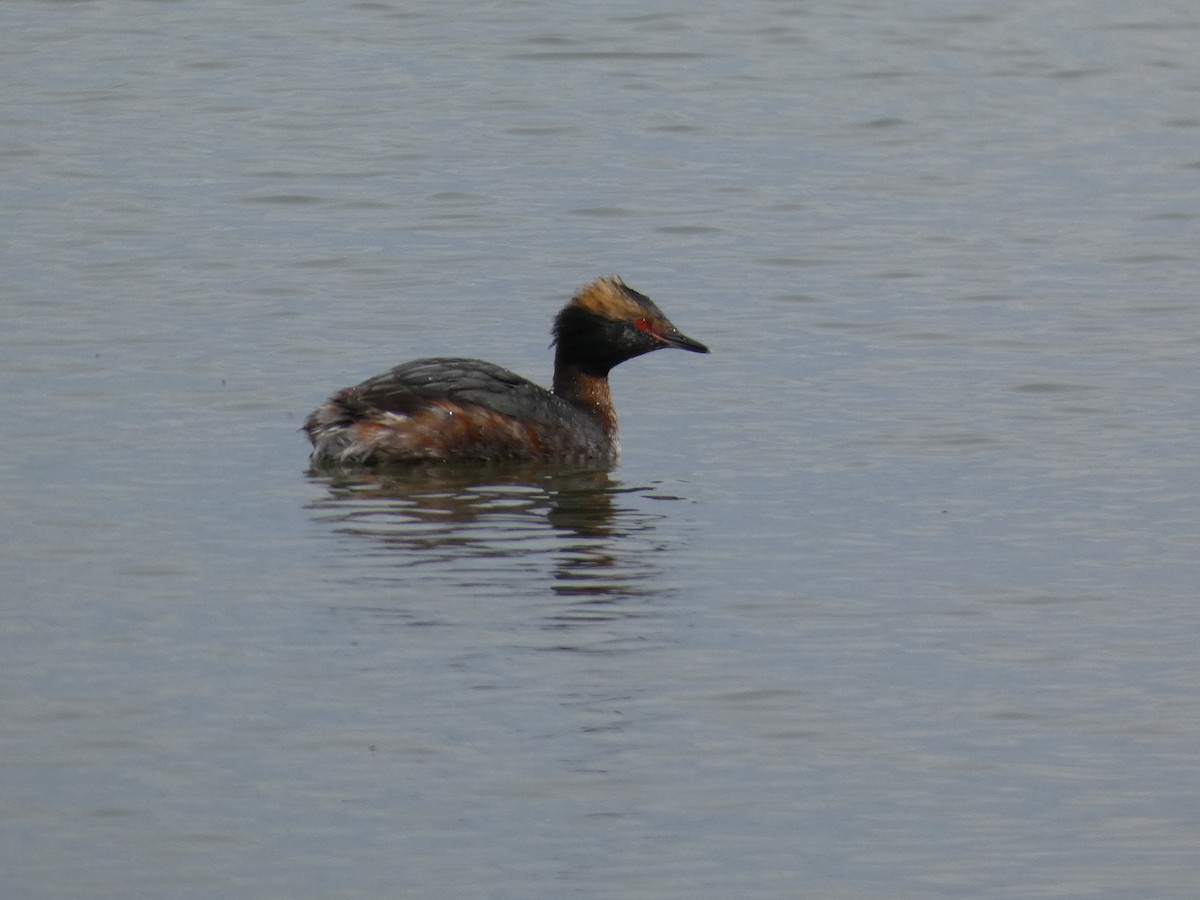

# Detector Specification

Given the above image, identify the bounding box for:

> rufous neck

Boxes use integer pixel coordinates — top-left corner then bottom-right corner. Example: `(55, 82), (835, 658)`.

(553, 362), (618, 436)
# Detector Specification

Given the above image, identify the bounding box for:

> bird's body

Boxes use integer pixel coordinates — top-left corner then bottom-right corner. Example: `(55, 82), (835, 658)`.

(304, 276), (708, 467)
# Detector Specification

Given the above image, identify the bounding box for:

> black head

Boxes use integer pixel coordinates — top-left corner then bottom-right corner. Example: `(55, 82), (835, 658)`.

(552, 276), (709, 375)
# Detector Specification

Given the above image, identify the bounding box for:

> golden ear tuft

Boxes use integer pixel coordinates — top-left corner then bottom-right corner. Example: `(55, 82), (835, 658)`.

(574, 276), (627, 316)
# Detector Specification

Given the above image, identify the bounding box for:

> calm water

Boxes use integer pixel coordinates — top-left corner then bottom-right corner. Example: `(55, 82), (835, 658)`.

(3, 1), (1200, 897)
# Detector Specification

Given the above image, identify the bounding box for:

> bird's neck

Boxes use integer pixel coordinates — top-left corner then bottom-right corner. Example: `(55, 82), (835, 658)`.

(553, 360), (618, 437)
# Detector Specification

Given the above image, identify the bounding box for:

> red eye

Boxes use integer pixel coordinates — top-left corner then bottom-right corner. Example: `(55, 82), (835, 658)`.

(635, 317), (651, 331)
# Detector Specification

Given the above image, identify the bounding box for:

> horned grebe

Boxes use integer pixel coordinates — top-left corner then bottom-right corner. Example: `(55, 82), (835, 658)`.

(304, 275), (709, 466)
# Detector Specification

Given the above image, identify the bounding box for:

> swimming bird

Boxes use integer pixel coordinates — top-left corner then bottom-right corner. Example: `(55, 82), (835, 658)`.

(304, 275), (708, 466)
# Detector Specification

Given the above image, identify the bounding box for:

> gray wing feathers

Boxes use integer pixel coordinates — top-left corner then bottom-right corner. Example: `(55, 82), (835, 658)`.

(353, 358), (573, 426)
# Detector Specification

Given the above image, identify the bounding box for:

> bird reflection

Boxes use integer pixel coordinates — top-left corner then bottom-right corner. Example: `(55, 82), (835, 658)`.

(306, 461), (677, 621)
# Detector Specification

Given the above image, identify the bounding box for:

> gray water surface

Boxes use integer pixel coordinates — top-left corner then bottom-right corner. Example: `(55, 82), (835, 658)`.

(3, 1), (1199, 897)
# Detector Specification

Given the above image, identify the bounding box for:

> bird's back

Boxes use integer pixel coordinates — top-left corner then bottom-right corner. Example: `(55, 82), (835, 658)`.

(304, 357), (614, 466)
